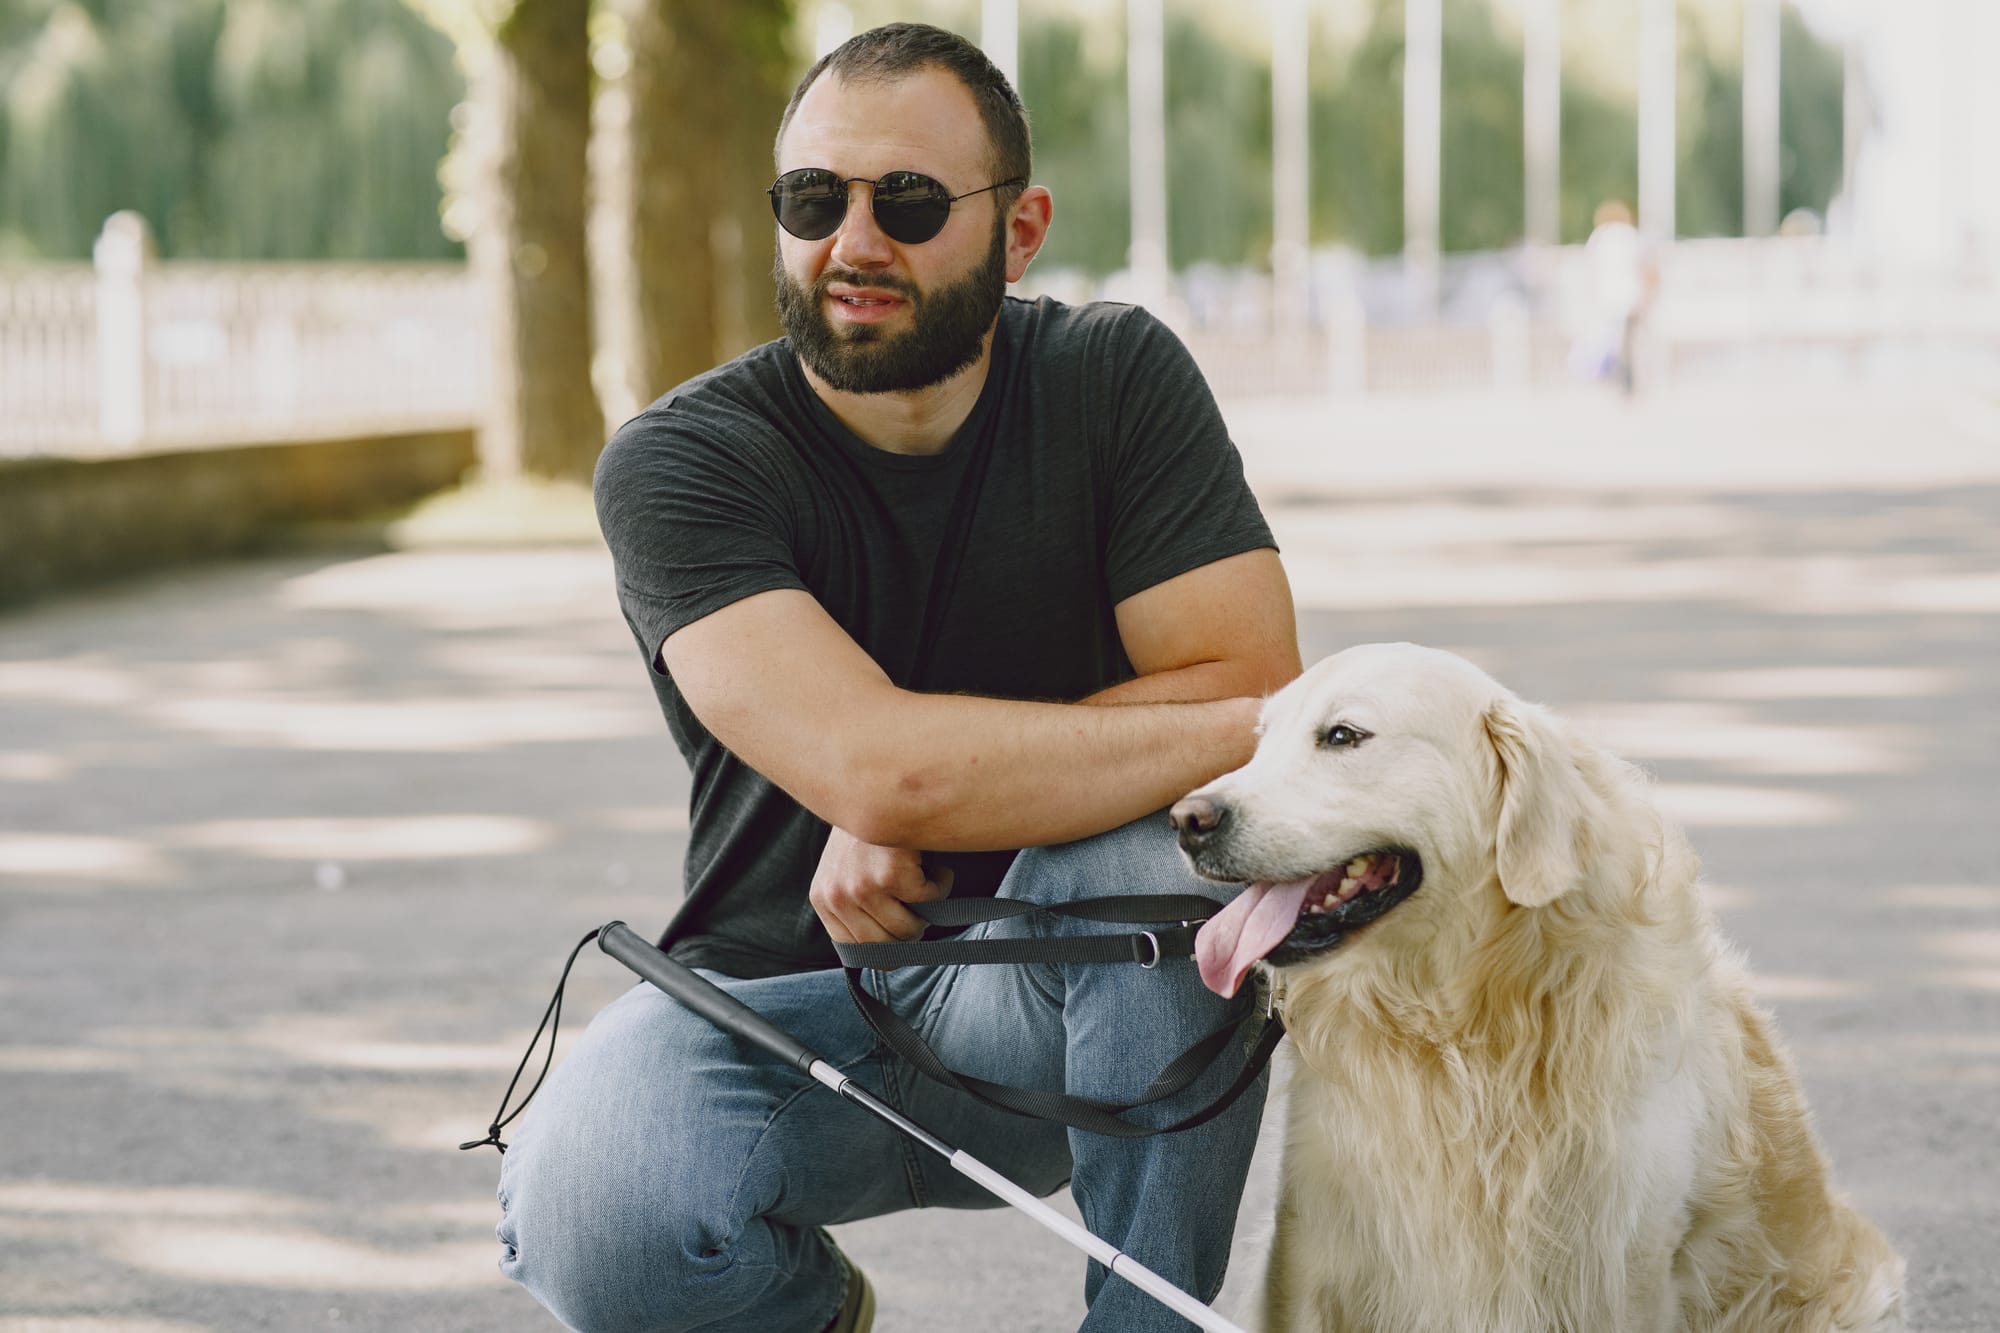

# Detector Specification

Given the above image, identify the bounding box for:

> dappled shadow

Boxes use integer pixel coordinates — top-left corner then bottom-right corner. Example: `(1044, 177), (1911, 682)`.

(1, 459), (1996, 1326)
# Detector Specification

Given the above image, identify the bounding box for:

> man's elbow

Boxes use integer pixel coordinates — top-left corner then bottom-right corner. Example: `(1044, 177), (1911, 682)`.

(1232, 642), (1303, 698)
(819, 750), (957, 849)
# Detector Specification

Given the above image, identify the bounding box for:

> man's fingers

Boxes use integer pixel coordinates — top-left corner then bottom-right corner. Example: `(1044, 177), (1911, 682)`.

(860, 896), (932, 942)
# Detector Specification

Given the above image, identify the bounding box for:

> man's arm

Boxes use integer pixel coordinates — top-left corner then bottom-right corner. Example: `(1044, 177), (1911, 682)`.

(660, 550), (1297, 854)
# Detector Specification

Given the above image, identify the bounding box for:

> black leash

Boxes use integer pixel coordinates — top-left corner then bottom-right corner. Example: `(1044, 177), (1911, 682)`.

(464, 897), (1283, 1153)
(834, 893), (1282, 1139)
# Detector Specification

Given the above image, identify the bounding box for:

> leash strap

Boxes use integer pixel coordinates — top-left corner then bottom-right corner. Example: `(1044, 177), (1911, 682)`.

(834, 895), (1283, 1139)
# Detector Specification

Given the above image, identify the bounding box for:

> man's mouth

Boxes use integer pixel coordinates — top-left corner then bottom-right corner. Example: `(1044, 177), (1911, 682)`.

(826, 287), (907, 322)
(1194, 849), (1424, 997)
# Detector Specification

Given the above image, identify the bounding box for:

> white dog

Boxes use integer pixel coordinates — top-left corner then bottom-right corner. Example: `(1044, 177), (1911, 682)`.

(1173, 643), (1904, 1333)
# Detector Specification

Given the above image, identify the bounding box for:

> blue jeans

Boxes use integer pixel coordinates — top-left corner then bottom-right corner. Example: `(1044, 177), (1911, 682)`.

(495, 813), (1266, 1331)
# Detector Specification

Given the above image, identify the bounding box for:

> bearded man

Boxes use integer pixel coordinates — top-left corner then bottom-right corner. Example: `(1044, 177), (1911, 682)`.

(495, 22), (1300, 1332)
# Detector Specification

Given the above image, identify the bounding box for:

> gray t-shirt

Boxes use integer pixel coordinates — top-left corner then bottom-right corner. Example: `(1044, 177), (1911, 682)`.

(594, 296), (1275, 978)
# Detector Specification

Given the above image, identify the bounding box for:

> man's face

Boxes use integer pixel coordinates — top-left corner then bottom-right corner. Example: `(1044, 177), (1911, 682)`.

(772, 68), (1013, 395)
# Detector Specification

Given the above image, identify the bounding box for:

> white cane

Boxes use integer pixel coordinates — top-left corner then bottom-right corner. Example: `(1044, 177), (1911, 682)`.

(597, 920), (1248, 1333)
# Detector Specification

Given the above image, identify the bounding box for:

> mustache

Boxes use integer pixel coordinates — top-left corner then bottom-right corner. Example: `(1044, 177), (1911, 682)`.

(813, 269), (917, 299)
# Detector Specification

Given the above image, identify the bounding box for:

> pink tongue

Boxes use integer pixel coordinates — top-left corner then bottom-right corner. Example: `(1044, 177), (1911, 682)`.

(1195, 879), (1315, 997)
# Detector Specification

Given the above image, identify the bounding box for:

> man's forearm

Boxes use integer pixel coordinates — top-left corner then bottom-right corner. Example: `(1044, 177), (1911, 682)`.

(839, 691), (1261, 852)
(1080, 658), (1285, 708)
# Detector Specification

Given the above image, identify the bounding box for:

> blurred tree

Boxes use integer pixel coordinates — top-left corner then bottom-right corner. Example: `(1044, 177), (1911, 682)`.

(1776, 3), (1842, 223)
(0, 0), (461, 260)
(1016, 12), (1127, 275)
(1014, 0), (1844, 270)
(419, 0), (601, 480)
(610, 0), (791, 405)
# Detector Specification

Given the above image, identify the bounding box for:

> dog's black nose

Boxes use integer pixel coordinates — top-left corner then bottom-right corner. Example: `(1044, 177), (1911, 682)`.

(1170, 796), (1228, 851)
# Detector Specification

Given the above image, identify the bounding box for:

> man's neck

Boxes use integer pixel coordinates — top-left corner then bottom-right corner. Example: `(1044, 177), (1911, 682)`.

(800, 329), (996, 457)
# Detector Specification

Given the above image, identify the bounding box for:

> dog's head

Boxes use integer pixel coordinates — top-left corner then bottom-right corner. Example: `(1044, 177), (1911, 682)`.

(1175, 642), (1643, 1000)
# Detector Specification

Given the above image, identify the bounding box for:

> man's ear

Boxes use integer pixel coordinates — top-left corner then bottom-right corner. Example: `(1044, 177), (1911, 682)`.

(1483, 696), (1617, 908)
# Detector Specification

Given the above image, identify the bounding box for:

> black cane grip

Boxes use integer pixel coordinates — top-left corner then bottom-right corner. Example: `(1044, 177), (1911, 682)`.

(597, 922), (822, 1074)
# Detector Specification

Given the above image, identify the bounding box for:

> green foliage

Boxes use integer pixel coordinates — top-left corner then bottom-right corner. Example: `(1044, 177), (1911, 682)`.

(1777, 3), (1841, 222)
(0, 0), (1847, 267)
(0, 0), (462, 259)
(1019, 0), (1845, 270)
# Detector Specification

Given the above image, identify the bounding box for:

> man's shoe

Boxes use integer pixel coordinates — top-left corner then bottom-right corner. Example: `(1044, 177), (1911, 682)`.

(824, 1247), (875, 1333)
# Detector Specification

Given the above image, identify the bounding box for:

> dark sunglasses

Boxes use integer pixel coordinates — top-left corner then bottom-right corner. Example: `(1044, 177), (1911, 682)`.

(767, 168), (1026, 245)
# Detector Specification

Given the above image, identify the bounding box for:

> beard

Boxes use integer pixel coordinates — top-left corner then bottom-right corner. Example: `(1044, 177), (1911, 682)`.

(773, 217), (1008, 395)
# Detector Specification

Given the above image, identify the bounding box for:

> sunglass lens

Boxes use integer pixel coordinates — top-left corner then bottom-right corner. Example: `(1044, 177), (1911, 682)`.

(771, 169), (846, 240)
(870, 172), (951, 244)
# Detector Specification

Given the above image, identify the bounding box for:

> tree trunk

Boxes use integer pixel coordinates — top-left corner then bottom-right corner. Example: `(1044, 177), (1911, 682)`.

(476, 0), (602, 481)
(614, 0), (793, 404)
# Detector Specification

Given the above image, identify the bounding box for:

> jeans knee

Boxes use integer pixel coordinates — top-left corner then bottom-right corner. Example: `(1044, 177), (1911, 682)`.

(499, 1153), (746, 1333)
(1007, 810), (1225, 906)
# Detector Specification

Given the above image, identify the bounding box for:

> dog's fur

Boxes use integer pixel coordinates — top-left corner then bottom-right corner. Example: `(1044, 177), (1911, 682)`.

(1181, 644), (1904, 1333)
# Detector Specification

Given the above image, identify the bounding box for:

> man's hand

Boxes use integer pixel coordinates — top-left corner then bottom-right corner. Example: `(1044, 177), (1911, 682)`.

(810, 827), (956, 946)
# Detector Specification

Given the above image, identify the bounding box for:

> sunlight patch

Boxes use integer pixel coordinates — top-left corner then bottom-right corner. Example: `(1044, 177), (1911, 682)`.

(1566, 703), (1914, 776)
(0, 659), (141, 707)
(1748, 974), (1870, 1001)
(0, 834), (172, 883)
(281, 550), (613, 633)
(167, 815), (552, 861)
(103, 1225), (499, 1292)
(0, 1182), (303, 1220)
(1661, 667), (1960, 701)
(0, 1317), (212, 1332)
(0, 751), (71, 782)
(591, 805), (691, 833)
(1920, 931), (2000, 965)
(1883, 885), (2000, 910)
(146, 693), (651, 752)
(1650, 784), (1848, 828)
(0, 1048), (133, 1074)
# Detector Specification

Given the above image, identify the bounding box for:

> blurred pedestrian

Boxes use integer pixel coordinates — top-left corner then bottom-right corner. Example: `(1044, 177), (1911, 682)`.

(1574, 199), (1658, 396)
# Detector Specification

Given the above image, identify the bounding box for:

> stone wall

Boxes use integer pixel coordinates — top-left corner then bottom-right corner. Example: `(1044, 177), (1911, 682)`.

(0, 429), (477, 606)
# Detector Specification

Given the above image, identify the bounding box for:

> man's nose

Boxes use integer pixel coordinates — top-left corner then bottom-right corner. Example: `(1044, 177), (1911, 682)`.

(829, 181), (894, 269)
(1170, 795), (1229, 853)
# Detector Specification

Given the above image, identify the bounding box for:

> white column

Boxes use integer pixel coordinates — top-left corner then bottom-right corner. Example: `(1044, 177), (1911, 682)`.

(1840, 32), (1865, 236)
(1639, 0), (1677, 244)
(1403, 0), (1442, 316)
(1271, 0), (1310, 335)
(1523, 0), (1561, 246)
(1126, 0), (1171, 311)
(93, 211), (154, 447)
(1743, 0), (1781, 237)
(981, 0), (1019, 92)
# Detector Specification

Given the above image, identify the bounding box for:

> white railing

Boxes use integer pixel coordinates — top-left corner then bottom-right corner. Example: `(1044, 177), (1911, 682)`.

(1, 213), (486, 458)
(5, 218), (1995, 460)
(0, 265), (98, 453)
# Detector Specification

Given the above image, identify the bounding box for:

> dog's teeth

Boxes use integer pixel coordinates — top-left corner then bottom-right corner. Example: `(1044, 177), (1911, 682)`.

(1323, 892), (1338, 908)
(1349, 854), (1374, 876)
(1337, 876), (1359, 900)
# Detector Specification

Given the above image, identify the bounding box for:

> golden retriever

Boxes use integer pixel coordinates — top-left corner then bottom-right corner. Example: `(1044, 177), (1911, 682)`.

(1172, 643), (1904, 1333)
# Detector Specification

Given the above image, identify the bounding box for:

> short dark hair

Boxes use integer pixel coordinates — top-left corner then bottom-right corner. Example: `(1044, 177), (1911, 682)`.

(774, 23), (1031, 206)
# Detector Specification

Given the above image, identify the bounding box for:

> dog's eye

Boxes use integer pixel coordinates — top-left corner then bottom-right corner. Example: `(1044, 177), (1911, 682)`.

(1319, 723), (1370, 750)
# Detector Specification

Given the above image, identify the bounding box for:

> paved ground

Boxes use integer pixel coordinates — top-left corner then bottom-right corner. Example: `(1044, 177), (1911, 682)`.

(1, 385), (1996, 1331)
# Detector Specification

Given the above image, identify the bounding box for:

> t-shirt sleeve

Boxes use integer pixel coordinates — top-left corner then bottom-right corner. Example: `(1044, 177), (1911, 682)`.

(1099, 307), (1276, 605)
(593, 408), (808, 671)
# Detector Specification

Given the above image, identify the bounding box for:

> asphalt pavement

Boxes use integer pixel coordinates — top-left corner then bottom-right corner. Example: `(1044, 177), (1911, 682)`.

(2, 384), (1995, 1332)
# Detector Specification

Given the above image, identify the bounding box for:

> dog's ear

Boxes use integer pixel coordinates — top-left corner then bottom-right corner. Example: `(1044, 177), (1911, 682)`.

(1483, 696), (1617, 908)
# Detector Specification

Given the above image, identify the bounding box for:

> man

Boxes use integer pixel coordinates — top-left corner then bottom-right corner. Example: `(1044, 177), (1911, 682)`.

(496, 23), (1300, 1332)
